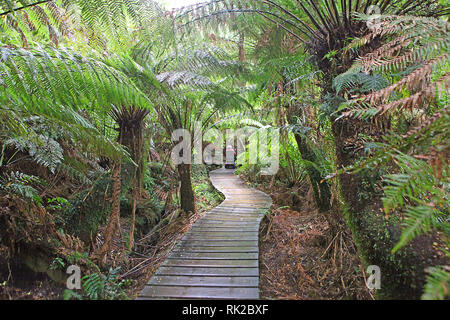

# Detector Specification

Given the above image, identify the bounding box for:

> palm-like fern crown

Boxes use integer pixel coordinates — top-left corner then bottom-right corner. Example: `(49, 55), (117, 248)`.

(174, 1), (447, 80)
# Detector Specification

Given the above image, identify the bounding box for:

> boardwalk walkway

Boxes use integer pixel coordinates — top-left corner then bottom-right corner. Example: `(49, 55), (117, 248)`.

(138, 168), (272, 299)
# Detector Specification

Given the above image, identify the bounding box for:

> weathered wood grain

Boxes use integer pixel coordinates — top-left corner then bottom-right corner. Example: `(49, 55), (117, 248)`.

(140, 285), (259, 299)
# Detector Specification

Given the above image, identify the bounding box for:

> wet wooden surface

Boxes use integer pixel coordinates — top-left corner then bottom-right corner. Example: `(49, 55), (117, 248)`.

(138, 168), (272, 300)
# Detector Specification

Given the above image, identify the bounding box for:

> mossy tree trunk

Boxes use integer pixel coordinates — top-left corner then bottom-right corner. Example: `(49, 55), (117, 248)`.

(290, 118), (331, 213)
(282, 80), (332, 213)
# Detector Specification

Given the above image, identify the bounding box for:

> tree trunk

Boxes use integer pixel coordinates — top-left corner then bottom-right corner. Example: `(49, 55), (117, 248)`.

(292, 132), (331, 212)
(128, 169), (137, 251)
(285, 103), (331, 213)
(115, 107), (147, 190)
(177, 163), (195, 216)
(330, 102), (441, 299)
(92, 161), (121, 264)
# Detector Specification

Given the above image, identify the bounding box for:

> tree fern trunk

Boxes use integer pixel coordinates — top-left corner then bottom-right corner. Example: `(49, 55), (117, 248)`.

(177, 163), (195, 216)
(292, 132), (331, 212)
(128, 168), (137, 251)
(92, 161), (121, 264)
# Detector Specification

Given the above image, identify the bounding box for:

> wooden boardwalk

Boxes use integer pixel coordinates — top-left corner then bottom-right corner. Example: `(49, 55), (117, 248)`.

(138, 168), (272, 299)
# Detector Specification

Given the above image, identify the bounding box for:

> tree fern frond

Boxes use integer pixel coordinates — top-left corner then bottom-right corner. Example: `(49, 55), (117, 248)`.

(0, 46), (152, 160)
(333, 69), (389, 94)
(393, 204), (438, 253)
(361, 54), (448, 105)
(422, 266), (450, 300)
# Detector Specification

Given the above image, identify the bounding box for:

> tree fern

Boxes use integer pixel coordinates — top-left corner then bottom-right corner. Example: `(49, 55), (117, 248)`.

(333, 69), (389, 94)
(5, 135), (64, 173)
(81, 267), (128, 300)
(0, 46), (154, 160)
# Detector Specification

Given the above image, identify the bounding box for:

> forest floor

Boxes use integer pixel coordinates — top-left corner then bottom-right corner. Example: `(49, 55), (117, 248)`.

(242, 176), (372, 300)
(0, 260), (63, 300)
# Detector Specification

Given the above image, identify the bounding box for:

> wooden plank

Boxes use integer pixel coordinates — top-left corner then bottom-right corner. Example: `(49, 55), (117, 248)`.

(202, 216), (259, 224)
(194, 221), (257, 226)
(172, 246), (258, 253)
(155, 266), (259, 277)
(190, 226), (259, 231)
(168, 251), (258, 260)
(185, 231), (258, 237)
(212, 207), (263, 211)
(177, 240), (258, 247)
(206, 214), (263, 219)
(183, 233), (258, 240)
(163, 259), (258, 268)
(148, 275), (258, 287)
(200, 218), (259, 223)
(207, 211), (262, 216)
(181, 236), (258, 241)
(195, 219), (258, 223)
(139, 285), (259, 299)
(211, 208), (264, 212)
(208, 210), (261, 214)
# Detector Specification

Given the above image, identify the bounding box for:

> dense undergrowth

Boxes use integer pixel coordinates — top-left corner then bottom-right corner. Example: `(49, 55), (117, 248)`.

(240, 171), (371, 299)
(0, 156), (222, 299)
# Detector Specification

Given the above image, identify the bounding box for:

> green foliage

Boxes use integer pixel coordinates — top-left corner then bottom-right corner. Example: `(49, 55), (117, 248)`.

(381, 152), (448, 253)
(192, 165), (224, 210)
(1, 0), (163, 49)
(49, 257), (65, 270)
(62, 172), (113, 241)
(66, 251), (98, 271)
(63, 267), (131, 300)
(0, 0), (448, 301)
(81, 267), (130, 300)
(5, 135), (64, 173)
(341, 15), (449, 120)
(0, 170), (43, 202)
(333, 70), (389, 95)
(422, 265), (450, 300)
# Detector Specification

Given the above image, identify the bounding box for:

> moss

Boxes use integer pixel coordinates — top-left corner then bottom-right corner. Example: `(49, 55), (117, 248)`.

(345, 204), (436, 299)
(134, 201), (162, 237)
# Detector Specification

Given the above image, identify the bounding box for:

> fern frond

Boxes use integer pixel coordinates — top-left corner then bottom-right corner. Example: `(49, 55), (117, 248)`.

(333, 70), (389, 94)
(422, 266), (450, 300)
(361, 54), (448, 105)
(392, 204), (438, 253)
(0, 46), (153, 160)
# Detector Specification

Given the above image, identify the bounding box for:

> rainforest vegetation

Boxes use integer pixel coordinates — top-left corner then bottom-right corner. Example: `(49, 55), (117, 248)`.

(0, 0), (448, 300)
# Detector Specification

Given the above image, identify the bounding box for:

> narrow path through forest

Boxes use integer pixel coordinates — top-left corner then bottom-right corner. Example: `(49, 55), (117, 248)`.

(138, 168), (272, 299)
